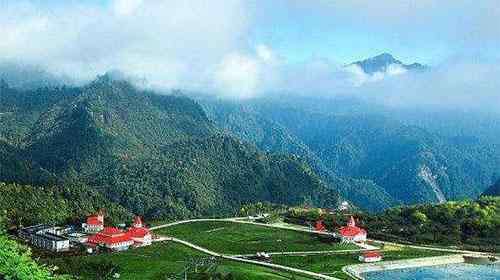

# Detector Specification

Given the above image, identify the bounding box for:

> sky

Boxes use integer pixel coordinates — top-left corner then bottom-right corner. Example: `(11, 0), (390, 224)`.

(0, 0), (499, 108)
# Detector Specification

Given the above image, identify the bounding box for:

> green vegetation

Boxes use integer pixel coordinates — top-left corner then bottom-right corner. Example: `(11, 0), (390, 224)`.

(363, 196), (500, 251)
(0, 182), (131, 228)
(44, 242), (311, 280)
(272, 245), (452, 280)
(201, 96), (500, 212)
(0, 214), (68, 280)
(155, 221), (358, 255)
(0, 77), (340, 224)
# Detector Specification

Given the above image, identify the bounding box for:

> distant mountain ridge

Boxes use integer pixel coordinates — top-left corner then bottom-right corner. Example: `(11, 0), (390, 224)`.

(349, 53), (427, 74)
(200, 95), (499, 212)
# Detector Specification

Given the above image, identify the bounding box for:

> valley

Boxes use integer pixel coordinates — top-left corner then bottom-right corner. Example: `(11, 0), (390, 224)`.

(38, 215), (494, 280)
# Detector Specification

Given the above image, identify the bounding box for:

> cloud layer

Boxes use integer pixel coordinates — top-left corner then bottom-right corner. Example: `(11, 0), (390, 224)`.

(0, 0), (499, 111)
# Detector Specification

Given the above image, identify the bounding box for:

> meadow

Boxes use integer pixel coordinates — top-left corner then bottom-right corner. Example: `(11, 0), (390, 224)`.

(44, 242), (312, 280)
(272, 245), (453, 280)
(155, 221), (359, 255)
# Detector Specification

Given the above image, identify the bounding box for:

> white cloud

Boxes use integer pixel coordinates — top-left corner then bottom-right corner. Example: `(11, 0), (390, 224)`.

(0, 0), (251, 90)
(0, 1), (499, 111)
(214, 52), (260, 99)
(113, 0), (143, 16)
(256, 44), (274, 63)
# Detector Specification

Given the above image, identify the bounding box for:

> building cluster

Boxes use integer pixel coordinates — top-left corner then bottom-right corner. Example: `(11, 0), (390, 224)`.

(314, 215), (381, 262)
(18, 213), (152, 253)
(85, 215), (152, 252)
(314, 215), (367, 243)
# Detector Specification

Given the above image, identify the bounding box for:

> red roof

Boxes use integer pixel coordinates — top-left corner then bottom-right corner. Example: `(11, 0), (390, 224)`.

(87, 227), (132, 245)
(86, 216), (103, 226)
(339, 216), (366, 237)
(315, 220), (326, 232)
(363, 251), (381, 258)
(339, 225), (366, 237)
(128, 226), (150, 238)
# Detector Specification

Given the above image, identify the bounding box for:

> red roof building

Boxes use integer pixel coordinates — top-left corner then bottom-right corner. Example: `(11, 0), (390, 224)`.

(82, 214), (104, 233)
(127, 216), (152, 246)
(339, 216), (367, 243)
(315, 220), (326, 232)
(87, 227), (133, 251)
(359, 251), (382, 262)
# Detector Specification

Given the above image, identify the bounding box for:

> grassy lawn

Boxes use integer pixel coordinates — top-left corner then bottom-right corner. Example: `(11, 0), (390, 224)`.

(272, 245), (454, 280)
(155, 221), (359, 255)
(44, 242), (313, 280)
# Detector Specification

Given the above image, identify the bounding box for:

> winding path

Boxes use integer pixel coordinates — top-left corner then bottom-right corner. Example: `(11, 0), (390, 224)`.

(151, 218), (349, 279)
(153, 236), (342, 280)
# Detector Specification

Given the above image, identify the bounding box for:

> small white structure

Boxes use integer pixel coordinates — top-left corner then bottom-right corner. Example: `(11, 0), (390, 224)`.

(68, 232), (88, 243)
(338, 201), (350, 211)
(359, 251), (382, 262)
(48, 226), (73, 236)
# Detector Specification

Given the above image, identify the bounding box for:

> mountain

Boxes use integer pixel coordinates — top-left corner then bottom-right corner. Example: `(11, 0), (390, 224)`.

(483, 180), (500, 196)
(0, 76), (341, 224)
(364, 196), (500, 251)
(0, 62), (73, 90)
(199, 96), (499, 211)
(349, 53), (427, 74)
(201, 99), (397, 212)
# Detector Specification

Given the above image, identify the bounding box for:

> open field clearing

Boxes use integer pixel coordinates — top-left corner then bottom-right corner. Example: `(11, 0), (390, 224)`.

(155, 220), (359, 255)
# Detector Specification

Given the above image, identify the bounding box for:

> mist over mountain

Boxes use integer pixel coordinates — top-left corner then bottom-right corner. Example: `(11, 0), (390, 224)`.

(0, 62), (74, 89)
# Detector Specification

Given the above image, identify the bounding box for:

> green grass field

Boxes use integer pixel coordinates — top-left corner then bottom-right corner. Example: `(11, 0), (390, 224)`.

(44, 242), (313, 280)
(155, 221), (358, 255)
(272, 245), (454, 280)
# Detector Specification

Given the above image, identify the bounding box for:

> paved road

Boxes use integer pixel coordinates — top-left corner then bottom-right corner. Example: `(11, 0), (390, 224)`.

(368, 239), (496, 256)
(231, 248), (369, 258)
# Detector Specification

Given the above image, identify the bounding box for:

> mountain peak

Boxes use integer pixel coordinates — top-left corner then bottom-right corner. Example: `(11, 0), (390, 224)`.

(350, 53), (427, 74)
(370, 53), (399, 63)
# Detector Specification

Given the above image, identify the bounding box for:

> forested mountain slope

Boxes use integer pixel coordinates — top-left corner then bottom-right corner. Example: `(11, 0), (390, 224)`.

(0, 76), (340, 224)
(202, 99), (397, 212)
(200, 96), (499, 211)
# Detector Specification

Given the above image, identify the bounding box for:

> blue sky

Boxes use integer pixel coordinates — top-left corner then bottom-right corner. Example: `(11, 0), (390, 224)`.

(249, 0), (498, 65)
(16, 0), (499, 65)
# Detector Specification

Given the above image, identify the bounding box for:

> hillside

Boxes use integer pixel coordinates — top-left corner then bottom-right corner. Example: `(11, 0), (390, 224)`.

(201, 99), (397, 212)
(0, 76), (341, 224)
(199, 96), (499, 211)
(363, 196), (500, 251)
